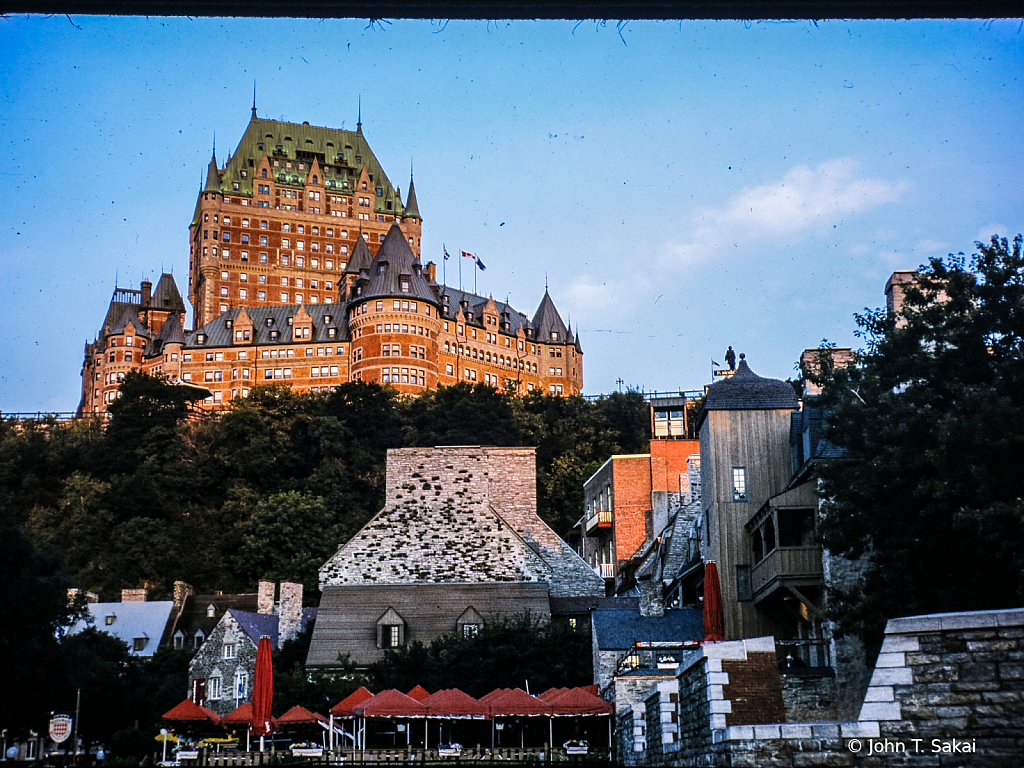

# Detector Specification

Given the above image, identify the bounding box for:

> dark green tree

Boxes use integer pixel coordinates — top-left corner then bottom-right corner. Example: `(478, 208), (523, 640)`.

(812, 234), (1024, 654)
(273, 621), (367, 715)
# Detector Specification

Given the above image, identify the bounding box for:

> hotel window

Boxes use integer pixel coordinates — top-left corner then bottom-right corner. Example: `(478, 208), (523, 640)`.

(732, 467), (747, 502)
(223, 643), (237, 660)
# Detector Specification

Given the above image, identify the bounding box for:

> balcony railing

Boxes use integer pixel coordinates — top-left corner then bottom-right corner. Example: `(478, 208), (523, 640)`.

(776, 639), (831, 671)
(595, 563), (616, 579)
(750, 545), (823, 601)
(584, 508), (614, 532)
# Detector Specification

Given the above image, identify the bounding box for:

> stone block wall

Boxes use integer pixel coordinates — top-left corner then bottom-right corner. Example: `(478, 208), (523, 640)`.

(781, 671), (837, 721)
(863, 607), (1024, 767)
(277, 580), (303, 648)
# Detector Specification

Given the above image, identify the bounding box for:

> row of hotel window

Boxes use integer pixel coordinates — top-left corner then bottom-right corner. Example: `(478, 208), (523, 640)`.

(380, 368), (427, 386)
(442, 342), (538, 372)
(180, 348), (346, 362)
(182, 366), (343, 383)
(221, 271), (334, 289)
(201, 215), (361, 239)
(202, 246), (360, 262)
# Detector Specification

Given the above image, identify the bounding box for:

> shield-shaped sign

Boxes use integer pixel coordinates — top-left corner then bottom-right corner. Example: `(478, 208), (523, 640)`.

(49, 714), (73, 743)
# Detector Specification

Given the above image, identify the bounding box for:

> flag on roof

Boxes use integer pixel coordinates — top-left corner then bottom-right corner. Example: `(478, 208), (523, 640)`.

(461, 250), (475, 259)
(712, 360), (721, 366)
(443, 246), (450, 261)
(476, 256), (486, 271)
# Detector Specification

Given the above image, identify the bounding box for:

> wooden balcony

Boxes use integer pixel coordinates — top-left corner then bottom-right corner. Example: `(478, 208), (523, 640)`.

(596, 563), (616, 579)
(750, 545), (823, 603)
(584, 508), (613, 533)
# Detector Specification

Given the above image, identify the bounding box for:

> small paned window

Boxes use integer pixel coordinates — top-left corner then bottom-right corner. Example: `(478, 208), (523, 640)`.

(732, 467), (747, 502)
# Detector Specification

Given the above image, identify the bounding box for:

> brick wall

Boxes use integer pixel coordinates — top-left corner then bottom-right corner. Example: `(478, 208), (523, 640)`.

(612, 455), (653, 563)
(722, 651), (786, 726)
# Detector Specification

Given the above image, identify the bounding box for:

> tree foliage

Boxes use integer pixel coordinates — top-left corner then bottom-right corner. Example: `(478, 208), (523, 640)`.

(368, 614), (592, 697)
(811, 234), (1024, 652)
(1, 378), (649, 599)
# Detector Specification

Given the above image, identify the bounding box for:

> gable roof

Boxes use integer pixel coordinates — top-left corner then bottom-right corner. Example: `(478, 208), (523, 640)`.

(355, 689), (427, 717)
(69, 600), (175, 658)
(228, 607), (316, 647)
(702, 357), (799, 413)
(591, 607), (704, 651)
(422, 689), (488, 717)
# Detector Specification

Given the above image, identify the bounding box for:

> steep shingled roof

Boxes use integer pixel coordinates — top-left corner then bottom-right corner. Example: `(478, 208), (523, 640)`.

(213, 115), (400, 217)
(438, 286), (534, 337)
(152, 274), (186, 312)
(188, 303), (348, 348)
(229, 607), (316, 648)
(360, 224), (437, 305)
(403, 174), (420, 219)
(344, 235), (374, 275)
(532, 290), (569, 343)
(703, 356), (799, 412)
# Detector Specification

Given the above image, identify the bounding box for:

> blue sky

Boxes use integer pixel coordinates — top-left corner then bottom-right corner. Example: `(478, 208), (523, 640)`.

(1, 17), (1021, 411)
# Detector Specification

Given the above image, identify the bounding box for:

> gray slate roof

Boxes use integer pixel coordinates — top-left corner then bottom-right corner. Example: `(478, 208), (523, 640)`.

(152, 273), (186, 312)
(345, 236), (374, 275)
(438, 286), (534, 337)
(703, 357), (799, 412)
(362, 223), (436, 304)
(68, 600), (176, 657)
(592, 607), (704, 650)
(531, 291), (569, 343)
(188, 303), (348, 347)
(230, 607), (317, 647)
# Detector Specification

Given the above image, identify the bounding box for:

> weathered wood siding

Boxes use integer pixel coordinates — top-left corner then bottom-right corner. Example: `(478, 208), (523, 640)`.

(307, 583), (551, 667)
(700, 408), (796, 639)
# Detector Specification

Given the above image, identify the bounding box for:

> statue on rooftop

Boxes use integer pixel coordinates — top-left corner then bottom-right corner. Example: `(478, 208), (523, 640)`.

(725, 346), (736, 370)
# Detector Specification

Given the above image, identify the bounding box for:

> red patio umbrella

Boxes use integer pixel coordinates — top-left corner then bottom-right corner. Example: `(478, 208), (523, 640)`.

(354, 689), (428, 718)
(330, 687), (374, 717)
(703, 560), (725, 643)
(486, 688), (552, 717)
(251, 636), (274, 738)
(545, 688), (613, 716)
(275, 706), (328, 726)
(406, 685), (431, 702)
(163, 699), (221, 725)
(422, 689), (489, 718)
(221, 702), (255, 727)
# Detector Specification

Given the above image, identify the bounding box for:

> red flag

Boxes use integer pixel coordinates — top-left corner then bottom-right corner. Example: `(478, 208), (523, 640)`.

(703, 561), (725, 643)
(251, 636), (274, 737)
(461, 250), (475, 259)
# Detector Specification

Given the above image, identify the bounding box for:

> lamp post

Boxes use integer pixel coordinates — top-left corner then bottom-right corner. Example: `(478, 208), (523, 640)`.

(160, 729), (168, 765)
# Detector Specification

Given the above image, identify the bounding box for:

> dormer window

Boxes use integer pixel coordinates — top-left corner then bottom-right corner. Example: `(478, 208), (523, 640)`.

(324, 314), (332, 324)
(377, 607), (406, 649)
(193, 629), (205, 649)
(105, 614), (116, 625)
(551, 332), (559, 341)
(379, 264), (386, 274)
(197, 334), (206, 345)
(207, 603), (216, 618)
(266, 317), (274, 327)
(401, 280), (410, 293)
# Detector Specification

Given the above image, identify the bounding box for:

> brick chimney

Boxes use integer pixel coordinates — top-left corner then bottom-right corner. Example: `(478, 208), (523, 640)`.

(121, 588), (148, 602)
(257, 579), (275, 615)
(141, 279), (152, 309)
(277, 581), (304, 648)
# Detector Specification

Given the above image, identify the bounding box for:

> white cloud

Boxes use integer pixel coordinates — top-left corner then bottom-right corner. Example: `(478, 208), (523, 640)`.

(662, 158), (908, 268)
(974, 223), (1008, 245)
(915, 239), (948, 253)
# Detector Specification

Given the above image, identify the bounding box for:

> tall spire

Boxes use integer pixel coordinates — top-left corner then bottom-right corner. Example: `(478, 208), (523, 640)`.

(252, 80), (257, 119)
(404, 164), (420, 220)
(357, 95), (362, 134)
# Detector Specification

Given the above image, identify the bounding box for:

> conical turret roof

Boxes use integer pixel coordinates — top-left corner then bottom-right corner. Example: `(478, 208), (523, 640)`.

(532, 290), (569, 343)
(361, 224), (437, 305)
(404, 174), (420, 219)
(152, 274), (186, 312)
(154, 312), (186, 346)
(345, 236), (374, 274)
(204, 153), (220, 193)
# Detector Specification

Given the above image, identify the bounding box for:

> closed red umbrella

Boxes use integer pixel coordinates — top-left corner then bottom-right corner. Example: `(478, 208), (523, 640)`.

(703, 560), (725, 642)
(251, 636), (274, 738)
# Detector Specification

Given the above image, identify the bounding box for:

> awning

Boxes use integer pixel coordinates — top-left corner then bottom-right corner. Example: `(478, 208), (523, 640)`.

(422, 689), (489, 718)
(354, 689), (428, 718)
(163, 699), (221, 724)
(330, 686), (374, 717)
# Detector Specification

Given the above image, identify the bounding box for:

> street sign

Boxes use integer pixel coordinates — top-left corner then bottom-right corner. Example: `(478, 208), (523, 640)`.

(49, 714), (73, 744)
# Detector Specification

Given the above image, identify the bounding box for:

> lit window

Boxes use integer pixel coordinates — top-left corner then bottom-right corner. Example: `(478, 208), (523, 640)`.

(732, 467), (747, 502)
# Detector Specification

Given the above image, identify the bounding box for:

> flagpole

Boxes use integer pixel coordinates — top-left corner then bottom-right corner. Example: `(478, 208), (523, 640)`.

(442, 244), (447, 289)
(459, 249), (463, 292)
(474, 255), (478, 295)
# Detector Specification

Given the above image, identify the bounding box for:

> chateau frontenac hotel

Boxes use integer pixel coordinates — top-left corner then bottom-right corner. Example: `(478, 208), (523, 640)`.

(79, 109), (583, 413)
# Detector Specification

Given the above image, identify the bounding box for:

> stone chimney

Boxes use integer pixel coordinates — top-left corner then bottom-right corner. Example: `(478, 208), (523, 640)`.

(257, 579), (276, 615)
(68, 588), (99, 605)
(141, 279), (152, 309)
(121, 588), (148, 602)
(637, 579), (665, 618)
(173, 581), (194, 612)
(278, 581), (304, 648)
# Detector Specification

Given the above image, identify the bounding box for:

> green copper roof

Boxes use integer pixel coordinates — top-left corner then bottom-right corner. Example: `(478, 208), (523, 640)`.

(404, 175), (421, 220)
(212, 115), (403, 216)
